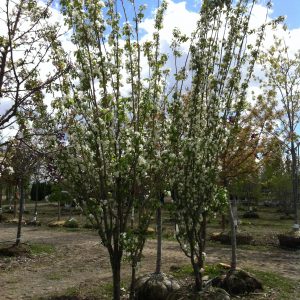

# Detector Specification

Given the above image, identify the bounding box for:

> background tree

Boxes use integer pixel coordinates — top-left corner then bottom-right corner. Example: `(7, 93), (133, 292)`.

(0, 0), (61, 125)
(5, 132), (39, 245)
(259, 137), (291, 211)
(0, 0), (69, 176)
(219, 98), (276, 270)
(260, 38), (300, 231)
(31, 180), (52, 222)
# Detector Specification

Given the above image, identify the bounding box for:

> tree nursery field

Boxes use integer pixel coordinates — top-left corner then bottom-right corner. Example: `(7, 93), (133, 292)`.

(0, 202), (299, 300)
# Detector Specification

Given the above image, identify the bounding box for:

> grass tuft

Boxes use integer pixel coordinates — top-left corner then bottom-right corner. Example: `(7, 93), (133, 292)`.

(29, 243), (55, 255)
(246, 268), (300, 299)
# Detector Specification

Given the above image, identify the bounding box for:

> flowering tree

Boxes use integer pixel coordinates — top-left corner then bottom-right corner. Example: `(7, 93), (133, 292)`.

(0, 143), (14, 222)
(53, 1), (170, 299)
(260, 39), (300, 231)
(260, 138), (291, 212)
(1, 132), (40, 245)
(0, 0), (69, 131)
(168, 0), (277, 290)
(219, 98), (277, 270)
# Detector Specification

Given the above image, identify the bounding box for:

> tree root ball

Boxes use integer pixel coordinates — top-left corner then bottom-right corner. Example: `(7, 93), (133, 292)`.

(242, 211), (259, 219)
(63, 218), (79, 228)
(134, 273), (181, 300)
(278, 231), (300, 249)
(6, 218), (26, 225)
(279, 215), (294, 220)
(27, 219), (42, 226)
(212, 269), (262, 295)
(48, 220), (66, 227)
(166, 286), (230, 300)
(210, 231), (253, 245)
(47, 297), (89, 300)
(0, 243), (31, 257)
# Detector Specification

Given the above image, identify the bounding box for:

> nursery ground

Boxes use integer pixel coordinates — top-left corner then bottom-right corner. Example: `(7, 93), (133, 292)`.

(0, 224), (300, 299)
(0, 202), (300, 299)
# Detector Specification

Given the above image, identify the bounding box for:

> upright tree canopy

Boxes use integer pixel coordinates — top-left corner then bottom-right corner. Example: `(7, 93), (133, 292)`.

(0, 0), (67, 134)
(53, 1), (170, 299)
(168, 0), (279, 288)
(260, 38), (300, 229)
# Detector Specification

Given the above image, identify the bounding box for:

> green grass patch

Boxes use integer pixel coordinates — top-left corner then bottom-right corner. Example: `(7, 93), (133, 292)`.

(170, 263), (224, 279)
(45, 225), (80, 232)
(170, 263), (299, 299)
(170, 264), (194, 278)
(63, 286), (80, 297)
(91, 281), (128, 299)
(204, 264), (224, 278)
(46, 273), (63, 281)
(100, 282), (114, 299)
(236, 243), (276, 252)
(29, 243), (55, 255)
(246, 268), (299, 300)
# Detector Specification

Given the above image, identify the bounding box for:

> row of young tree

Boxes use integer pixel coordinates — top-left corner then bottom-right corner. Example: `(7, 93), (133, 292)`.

(1, 0), (300, 299)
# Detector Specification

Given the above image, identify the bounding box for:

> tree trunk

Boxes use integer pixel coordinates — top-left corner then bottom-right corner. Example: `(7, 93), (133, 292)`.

(201, 212), (207, 251)
(23, 184), (26, 211)
(131, 207), (134, 229)
(221, 214), (226, 231)
(112, 254), (121, 300)
(16, 179), (24, 246)
(8, 186), (12, 211)
(229, 196), (237, 270)
(0, 183), (3, 223)
(129, 262), (137, 300)
(191, 257), (202, 291)
(291, 142), (299, 230)
(13, 186), (17, 218)
(34, 182), (38, 221)
(58, 199), (61, 221)
(155, 205), (162, 274)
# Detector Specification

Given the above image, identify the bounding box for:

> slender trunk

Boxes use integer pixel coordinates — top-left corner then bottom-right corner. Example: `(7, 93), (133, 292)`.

(131, 207), (134, 229)
(34, 200), (38, 220)
(191, 256), (202, 291)
(129, 262), (137, 300)
(201, 212), (207, 251)
(58, 199), (61, 221)
(69, 205), (73, 218)
(291, 143), (299, 230)
(34, 182), (38, 221)
(155, 205), (162, 274)
(23, 185), (26, 211)
(0, 183), (2, 223)
(16, 179), (24, 246)
(8, 186), (12, 211)
(221, 214), (226, 231)
(112, 254), (121, 300)
(229, 196), (237, 270)
(194, 212), (207, 290)
(13, 186), (17, 218)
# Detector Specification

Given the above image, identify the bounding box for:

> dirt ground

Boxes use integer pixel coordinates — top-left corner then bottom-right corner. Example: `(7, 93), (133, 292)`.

(1, 224), (300, 300)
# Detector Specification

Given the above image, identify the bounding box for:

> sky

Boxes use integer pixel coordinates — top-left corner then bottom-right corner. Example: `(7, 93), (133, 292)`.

(1, 0), (300, 141)
(270, 0), (300, 29)
(120, 0), (300, 29)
